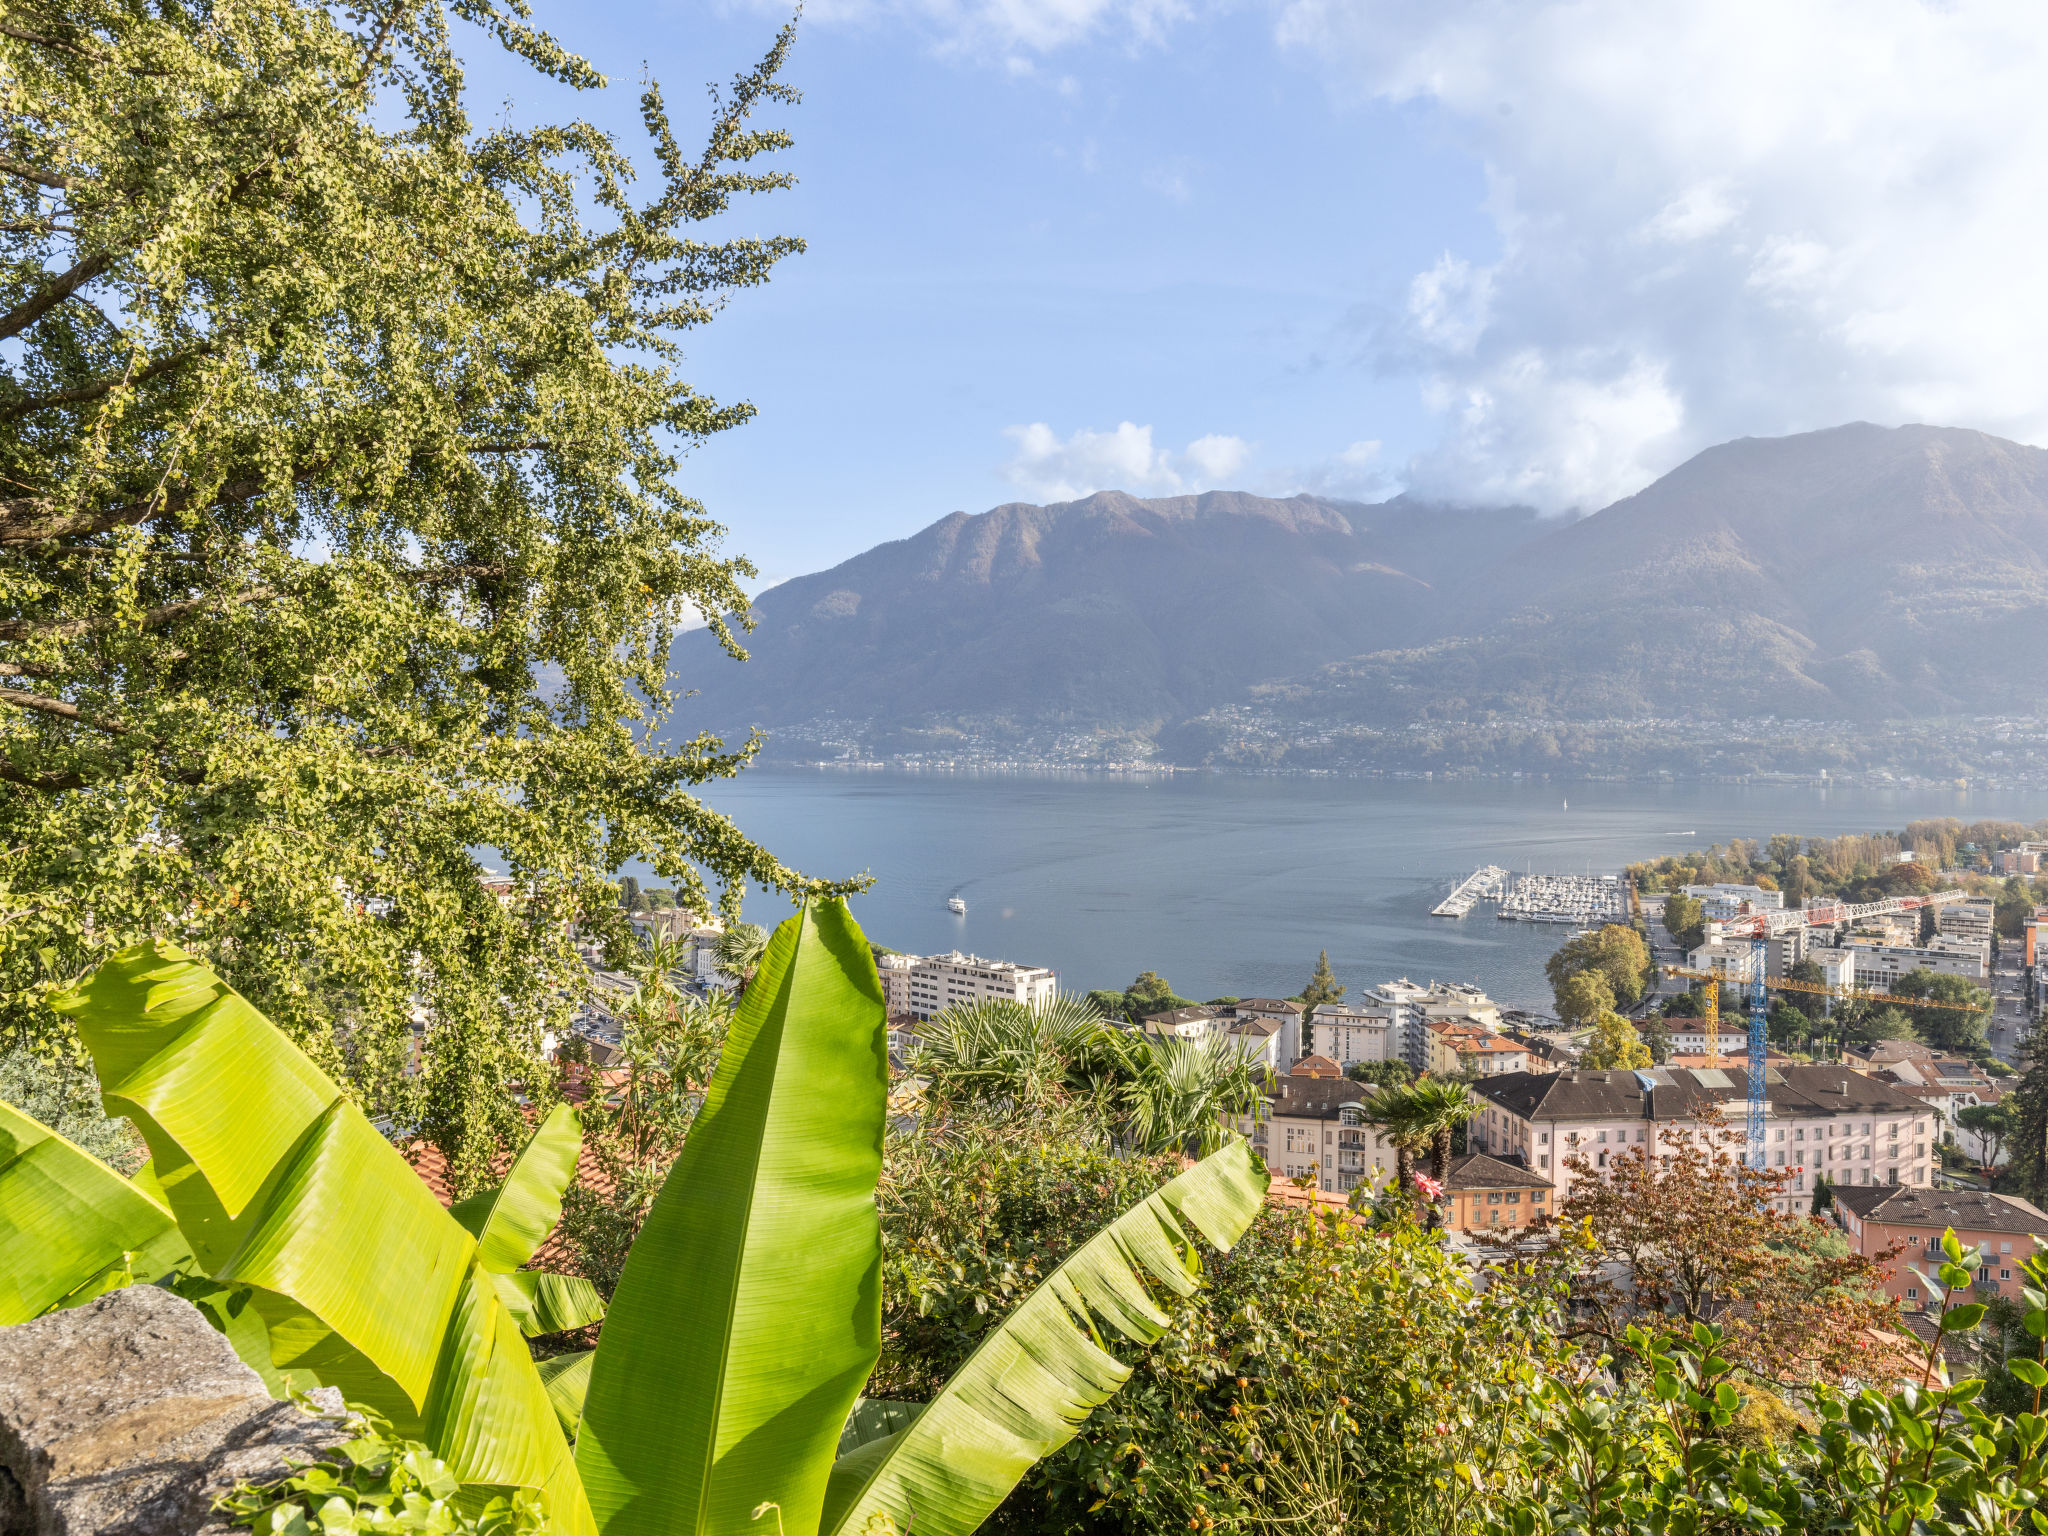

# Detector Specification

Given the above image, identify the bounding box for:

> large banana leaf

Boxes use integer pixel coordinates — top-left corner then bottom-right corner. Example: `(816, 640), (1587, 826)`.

(538, 1350), (594, 1439)
(0, 1098), (189, 1322)
(451, 1103), (584, 1274)
(575, 898), (888, 1536)
(53, 942), (592, 1536)
(819, 1139), (1268, 1536)
(493, 1270), (608, 1337)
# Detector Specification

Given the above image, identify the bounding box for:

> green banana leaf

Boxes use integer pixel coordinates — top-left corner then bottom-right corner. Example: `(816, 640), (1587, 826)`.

(493, 1270), (608, 1337)
(451, 1103), (584, 1274)
(53, 942), (592, 1536)
(575, 898), (888, 1536)
(0, 1098), (189, 1323)
(838, 1399), (924, 1457)
(538, 1350), (594, 1439)
(819, 1139), (1268, 1536)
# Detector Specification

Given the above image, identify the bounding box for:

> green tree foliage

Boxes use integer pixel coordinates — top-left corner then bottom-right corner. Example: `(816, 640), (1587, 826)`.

(1661, 891), (1707, 951)
(0, 0), (858, 1190)
(1638, 1012), (1673, 1063)
(1546, 923), (1651, 1008)
(0, 1046), (140, 1170)
(2012, 1029), (2048, 1203)
(1121, 970), (1190, 1017)
(1957, 1099), (2017, 1171)
(1299, 949), (1344, 1013)
(1345, 1058), (1416, 1089)
(1888, 969), (1990, 1053)
(873, 1125), (1568, 1536)
(1783, 956), (1827, 1017)
(1554, 970), (1616, 1029)
(1579, 1008), (1653, 1070)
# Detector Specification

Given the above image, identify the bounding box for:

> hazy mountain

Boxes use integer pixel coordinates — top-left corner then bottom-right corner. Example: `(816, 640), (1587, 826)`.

(670, 424), (2048, 761)
(669, 490), (1546, 740)
(1275, 423), (2048, 726)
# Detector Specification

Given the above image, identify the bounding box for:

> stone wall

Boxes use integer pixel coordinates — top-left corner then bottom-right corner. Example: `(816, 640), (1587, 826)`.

(0, 1286), (350, 1536)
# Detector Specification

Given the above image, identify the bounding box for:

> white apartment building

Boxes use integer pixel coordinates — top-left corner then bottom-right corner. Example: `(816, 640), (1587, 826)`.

(1310, 1003), (1395, 1066)
(1467, 1064), (1937, 1215)
(1843, 936), (1988, 982)
(1362, 979), (1502, 1068)
(1683, 883), (1786, 920)
(893, 950), (1058, 1019)
(1937, 902), (1995, 946)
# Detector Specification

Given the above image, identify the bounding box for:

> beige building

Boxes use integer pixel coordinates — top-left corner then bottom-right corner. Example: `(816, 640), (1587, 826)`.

(1310, 1002), (1395, 1066)
(1937, 901), (1995, 945)
(1426, 1021), (1529, 1077)
(1232, 1065), (1399, 1195)
(1467, 1064), (1937, 1214)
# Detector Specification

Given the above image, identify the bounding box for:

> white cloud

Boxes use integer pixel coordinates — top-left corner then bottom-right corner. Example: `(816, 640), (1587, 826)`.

(1277, 0), (2048, 510)
(1000, 421), (1253, 499)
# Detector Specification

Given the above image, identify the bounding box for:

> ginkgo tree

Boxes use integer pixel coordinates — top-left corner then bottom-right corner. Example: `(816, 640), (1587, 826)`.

(1, 899), (1268, 1536)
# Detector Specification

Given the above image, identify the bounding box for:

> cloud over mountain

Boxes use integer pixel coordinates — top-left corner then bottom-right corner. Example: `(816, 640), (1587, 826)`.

(1279, 0), (2048, 509)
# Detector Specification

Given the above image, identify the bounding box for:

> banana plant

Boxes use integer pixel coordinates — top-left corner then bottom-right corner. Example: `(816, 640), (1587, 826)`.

(48, 944), (594, 1536)
(569, 898), (1269, 1536)
(10, 898), (1266, 1536)
(451, 1102), (608, 1339)
(0, 1096), (189, 1322)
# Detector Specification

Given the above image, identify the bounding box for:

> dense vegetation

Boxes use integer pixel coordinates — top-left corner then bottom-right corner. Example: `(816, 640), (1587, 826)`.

(1628, 821), (2048, 933)
(0, 0), (845, 1193)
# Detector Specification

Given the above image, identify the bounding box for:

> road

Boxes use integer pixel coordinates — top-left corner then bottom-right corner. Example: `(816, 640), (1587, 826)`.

(1985, 943), (2033, 1065)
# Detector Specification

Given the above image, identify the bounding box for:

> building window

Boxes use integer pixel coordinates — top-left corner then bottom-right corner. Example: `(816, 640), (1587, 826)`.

(1907, 1287), (1918, 1300)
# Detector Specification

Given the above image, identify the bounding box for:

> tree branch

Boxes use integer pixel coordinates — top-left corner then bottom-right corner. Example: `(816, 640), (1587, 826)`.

(0, 157), (70, 188)
(0, 21), (102, 60)
(0, 469), (284, 546)
(0, 583), (275, 642)
(0, 685), (128, 735)
(0, 762), (85, 791)
(0, 249), (110, 341)
(0, 341), (213, 423)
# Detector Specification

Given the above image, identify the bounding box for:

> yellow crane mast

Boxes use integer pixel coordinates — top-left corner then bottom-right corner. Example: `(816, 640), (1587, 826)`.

(1658, 964), (1987, 1067)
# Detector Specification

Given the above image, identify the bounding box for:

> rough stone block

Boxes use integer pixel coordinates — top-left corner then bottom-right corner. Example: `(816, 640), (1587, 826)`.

(0, 1285), (351, 1536)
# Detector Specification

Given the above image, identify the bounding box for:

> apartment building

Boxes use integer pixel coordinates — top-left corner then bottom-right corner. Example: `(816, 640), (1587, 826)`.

(1426, 1021), (1529, 1077)
(1682, 883), (1786, 920)
(1686, 929), (1808, 984)
(1937, 901), (1995, 946)
(1233, 998), (1305, 1066)
(892, 950), (1058, 1019)
(1233, 1066), (1399, 1195)
(1467, 1064), (1937, 1214)
(1310, 1002), (1395, 1066)
(1842, 935), (1988, 982)
(1362, 979), (1504, 1068)
(1442, 1152), (1554, 1235)
(1830, 1186), (2047, 1311)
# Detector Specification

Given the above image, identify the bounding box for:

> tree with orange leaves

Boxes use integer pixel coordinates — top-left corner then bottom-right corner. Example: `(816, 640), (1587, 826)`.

(1499, 1109), (1902, 1384)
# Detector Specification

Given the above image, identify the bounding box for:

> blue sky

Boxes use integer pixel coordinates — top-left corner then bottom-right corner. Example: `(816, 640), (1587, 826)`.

(464, 1), (2048, 586)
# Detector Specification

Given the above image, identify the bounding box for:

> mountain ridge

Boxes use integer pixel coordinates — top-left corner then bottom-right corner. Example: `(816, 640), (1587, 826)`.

(668, 424), (2048, 765)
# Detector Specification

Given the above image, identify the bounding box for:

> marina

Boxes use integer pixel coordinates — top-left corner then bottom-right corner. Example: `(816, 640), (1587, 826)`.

(1496, 873), (1626, 925)
(1432, 864), (1509, 917)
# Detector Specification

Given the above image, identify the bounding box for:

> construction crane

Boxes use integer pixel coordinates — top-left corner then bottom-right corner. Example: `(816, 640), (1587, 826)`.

(1658, 958), (1988, 1170)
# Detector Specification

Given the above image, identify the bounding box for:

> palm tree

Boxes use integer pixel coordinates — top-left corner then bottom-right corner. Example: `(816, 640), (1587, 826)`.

(710, 920), (768, 994)
(1405, 1078), (1482, 1228)
(1365, 1084), (1437, 1199)
(914, 991), (1111, 1112)
(1123, 1033), (1267, 1158)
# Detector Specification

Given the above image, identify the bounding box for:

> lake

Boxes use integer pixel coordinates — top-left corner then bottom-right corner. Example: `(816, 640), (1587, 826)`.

(689, 772), (2048, 1013)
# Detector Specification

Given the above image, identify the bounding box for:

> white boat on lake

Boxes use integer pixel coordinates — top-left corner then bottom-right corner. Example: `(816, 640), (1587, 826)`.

(947, 896), (967, 914)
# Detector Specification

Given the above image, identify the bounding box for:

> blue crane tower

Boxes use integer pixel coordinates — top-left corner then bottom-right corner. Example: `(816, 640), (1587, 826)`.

(1746, 934), (1769, 1167)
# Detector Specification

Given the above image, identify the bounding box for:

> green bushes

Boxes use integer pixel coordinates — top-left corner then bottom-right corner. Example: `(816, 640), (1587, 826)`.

(879, 1114), (2048, 1536)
